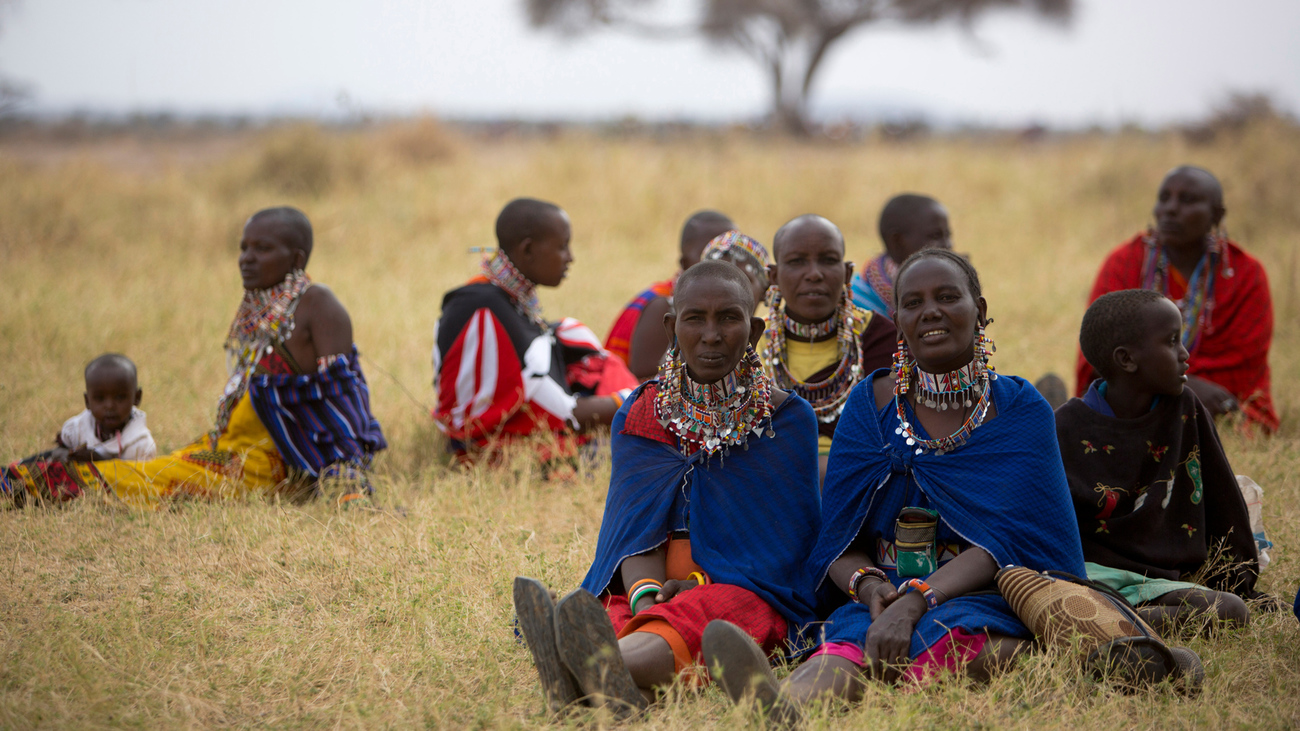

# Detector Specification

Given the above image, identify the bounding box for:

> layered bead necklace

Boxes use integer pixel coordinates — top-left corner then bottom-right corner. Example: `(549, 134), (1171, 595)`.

(214, 269), (312, 441)
(1139, 229), (1225, 354)
(760, 288), (864, 424)
(482, 250), (547, 331)
(655, 346), (774, 459)
(892, 328), (996, 456)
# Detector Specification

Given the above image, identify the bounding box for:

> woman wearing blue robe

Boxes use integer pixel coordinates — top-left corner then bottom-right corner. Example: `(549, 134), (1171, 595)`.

(704, 249), (1086, 709)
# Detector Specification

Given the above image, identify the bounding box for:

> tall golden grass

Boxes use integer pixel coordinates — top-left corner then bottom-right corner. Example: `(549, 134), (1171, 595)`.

(1, 120), (1299, 728)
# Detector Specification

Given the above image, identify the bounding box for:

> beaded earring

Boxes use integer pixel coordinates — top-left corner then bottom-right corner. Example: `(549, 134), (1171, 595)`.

(658, 342), (684, 383)
(975, 319), (997, 378)
(892, 336), (914, 395)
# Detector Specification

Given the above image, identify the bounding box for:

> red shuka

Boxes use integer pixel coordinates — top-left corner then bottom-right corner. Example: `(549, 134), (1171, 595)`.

(604, 278), (675, 367)
(1076, 233), (1277, 432)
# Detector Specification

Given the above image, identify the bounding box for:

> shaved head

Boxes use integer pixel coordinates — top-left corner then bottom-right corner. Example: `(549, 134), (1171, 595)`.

(878, 194), (940, 242)
(1164, 166), (1224, 208)
(248, 206), (313, 263)
(675, 259), (755, 315)
(772, 214), (844, 259)
(85, 353), (138, 389)
(679, 210), (736, 270)
(495, 197), (566, 254)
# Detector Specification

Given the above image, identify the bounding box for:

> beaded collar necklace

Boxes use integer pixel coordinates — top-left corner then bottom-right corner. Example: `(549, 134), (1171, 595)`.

(1139, 229), (1226, 354)
(655, 346), (774, 459)
(781, 312), (837, 341)
(914, 362), (981, 411)
(482, 251), (547, 331)
(215, 269), (312, 441)
(761, 288), (864, 424)
(892, 333), (996, 456)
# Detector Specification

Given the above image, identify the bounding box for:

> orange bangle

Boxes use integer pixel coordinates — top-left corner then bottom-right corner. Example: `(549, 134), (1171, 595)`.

(628, 578), (661, 597)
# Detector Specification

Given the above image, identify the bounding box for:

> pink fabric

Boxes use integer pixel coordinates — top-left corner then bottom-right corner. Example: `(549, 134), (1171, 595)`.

(809, 641), (864, 665)
(808, 628), (989, 685)
(903, 627), (987, 683)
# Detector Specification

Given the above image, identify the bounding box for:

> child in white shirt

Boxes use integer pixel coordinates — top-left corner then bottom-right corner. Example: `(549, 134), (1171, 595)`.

(52, 353), (157, 462)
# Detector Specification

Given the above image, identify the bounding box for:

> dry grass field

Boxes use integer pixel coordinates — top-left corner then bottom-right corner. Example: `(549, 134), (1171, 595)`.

(1, 119), (1299, 728)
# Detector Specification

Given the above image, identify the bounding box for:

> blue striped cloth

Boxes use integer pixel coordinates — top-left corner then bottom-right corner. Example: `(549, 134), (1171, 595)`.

(808, 369), (1086, 656)
(580, 382), (823, 635)
(850, 271), (891, 317)
(248, 346), (387, 479)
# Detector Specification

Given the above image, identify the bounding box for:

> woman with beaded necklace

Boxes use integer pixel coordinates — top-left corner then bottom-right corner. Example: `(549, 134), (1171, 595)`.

(759, 214), (897, 484)
(703, 249), (1088, 711)
(512, 260), (821, 717)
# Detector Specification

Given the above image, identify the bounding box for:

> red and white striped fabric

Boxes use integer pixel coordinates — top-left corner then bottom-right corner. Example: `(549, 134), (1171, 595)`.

(433, 308), (575, 446)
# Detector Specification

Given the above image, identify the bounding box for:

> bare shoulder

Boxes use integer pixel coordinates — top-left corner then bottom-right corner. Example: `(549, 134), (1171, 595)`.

(298, 283), (351, 322)
(771, 387), (790, 410)
(642, 295), (670, 317)
(871, 372), (895, 411)
(294, 282), (354, 360)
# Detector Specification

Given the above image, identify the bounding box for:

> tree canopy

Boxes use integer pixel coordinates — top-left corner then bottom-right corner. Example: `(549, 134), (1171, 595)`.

(526, 0), (1073, 134)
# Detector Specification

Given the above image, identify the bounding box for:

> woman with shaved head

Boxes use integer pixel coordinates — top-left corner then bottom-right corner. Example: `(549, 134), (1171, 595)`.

(512, 260), (820, 717)
(1075, 166), (1277, 432)
(3, 207), (387, 508)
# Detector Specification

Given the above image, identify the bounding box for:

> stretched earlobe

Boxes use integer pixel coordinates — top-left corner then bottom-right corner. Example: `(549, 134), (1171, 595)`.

(748, 316), (765, 348)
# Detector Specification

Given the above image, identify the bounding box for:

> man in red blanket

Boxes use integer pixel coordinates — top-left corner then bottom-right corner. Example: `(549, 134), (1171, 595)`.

(1075, 166), (1277, 432)
(604, 210), (736, 380)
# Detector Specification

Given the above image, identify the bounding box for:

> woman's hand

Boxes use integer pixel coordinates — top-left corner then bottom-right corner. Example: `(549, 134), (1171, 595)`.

(655, 578), (700, 603)
(862, 578), (899, 620)
(862, 592), (926, 682)
(632, 578), (699, 614)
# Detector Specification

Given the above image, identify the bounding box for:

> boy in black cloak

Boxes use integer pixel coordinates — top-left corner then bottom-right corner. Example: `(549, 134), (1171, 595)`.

(1056, 288), (1269, 634)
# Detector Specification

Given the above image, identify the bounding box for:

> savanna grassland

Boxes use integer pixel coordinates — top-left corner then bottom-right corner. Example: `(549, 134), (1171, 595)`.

(1, 120), (1299, 729)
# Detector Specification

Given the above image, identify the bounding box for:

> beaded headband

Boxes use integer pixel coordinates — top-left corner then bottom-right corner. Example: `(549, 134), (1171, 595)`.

(701, 231), (771, 288)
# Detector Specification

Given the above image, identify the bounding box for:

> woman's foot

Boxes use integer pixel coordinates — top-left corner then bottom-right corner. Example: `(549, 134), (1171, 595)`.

(513, 577), (582, 713)
(553, 589), (648, 718)
(702, 620), (802, 727)
(1087, 636), (1203, 695)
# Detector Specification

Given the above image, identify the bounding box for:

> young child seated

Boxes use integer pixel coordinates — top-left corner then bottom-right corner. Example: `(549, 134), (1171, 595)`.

(53, 353), (157, 462)
(1056, 289), (1264, 633)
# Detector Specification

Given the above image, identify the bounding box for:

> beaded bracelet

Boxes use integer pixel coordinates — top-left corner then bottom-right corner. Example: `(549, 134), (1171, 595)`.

(847, 566), (889, 604)
(629, 583), (663, 615)
(897, 578), (939, 610)
(687, 571), (710, 586)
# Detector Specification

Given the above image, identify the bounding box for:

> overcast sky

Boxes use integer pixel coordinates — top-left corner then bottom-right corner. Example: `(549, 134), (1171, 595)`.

(1, 0), (1297, 126)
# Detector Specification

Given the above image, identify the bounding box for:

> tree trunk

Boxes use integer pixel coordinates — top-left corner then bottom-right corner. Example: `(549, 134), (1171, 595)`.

(768, 56), (810, 136)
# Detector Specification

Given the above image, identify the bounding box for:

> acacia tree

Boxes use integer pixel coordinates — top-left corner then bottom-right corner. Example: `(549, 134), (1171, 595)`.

(526, 0), (1072, 134)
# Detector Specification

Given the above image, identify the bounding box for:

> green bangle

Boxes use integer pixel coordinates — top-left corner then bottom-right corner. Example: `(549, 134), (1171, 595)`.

(629, 585), (662, 615)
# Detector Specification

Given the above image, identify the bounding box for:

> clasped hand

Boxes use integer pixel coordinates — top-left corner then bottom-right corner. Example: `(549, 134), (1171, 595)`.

(631, 578), (699, 614)
(860, 580), (926, 682)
